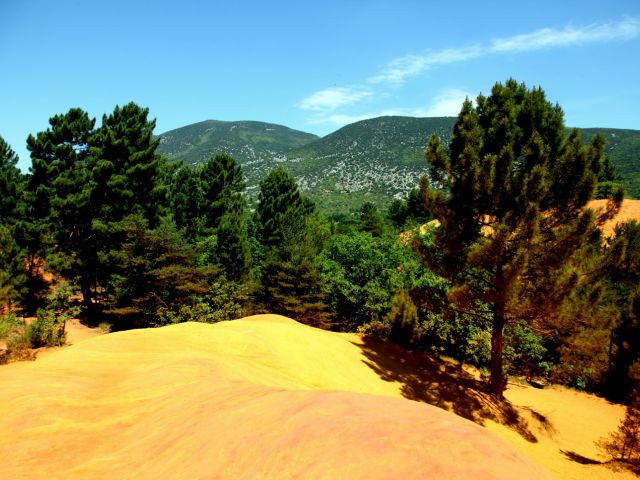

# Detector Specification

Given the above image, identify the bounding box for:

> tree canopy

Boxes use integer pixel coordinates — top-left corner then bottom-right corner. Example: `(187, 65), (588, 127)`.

(419, 79), (621, 396)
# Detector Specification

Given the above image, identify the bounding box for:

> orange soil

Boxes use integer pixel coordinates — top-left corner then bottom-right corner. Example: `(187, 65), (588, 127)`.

(401, 199), (640, 242)
(1, 316), (551, 479)
(588, 198), (640, 238)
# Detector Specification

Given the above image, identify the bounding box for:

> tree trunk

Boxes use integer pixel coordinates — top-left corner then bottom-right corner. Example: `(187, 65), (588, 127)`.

(80, 279), (97, 321)
(489, 307), (506, 398)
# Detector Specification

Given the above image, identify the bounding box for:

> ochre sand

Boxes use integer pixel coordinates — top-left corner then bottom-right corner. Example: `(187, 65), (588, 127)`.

(0, 315), (632, 479)
(589, 198), (640, 238)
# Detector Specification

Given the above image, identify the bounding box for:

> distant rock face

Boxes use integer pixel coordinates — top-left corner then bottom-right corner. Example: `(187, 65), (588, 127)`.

(0, 315), (552, 479)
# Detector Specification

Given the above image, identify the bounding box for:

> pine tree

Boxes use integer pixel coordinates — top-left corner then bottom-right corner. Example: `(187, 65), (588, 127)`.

(169, 164), (205, 242)
(25, 108), (97, 308)
(257, 168), (312, 248)
(603, 220), (640, 402)
(200, 153), (245, 234)
(257, 168), (329, 326)
(0, 137), (27, 309)
(92, 102), (167, 227)
(106, 215), (214, 328)
(0, 136), (23, 225)
(359, 202), (384, 236)
(216, 209), (252, 282)
(419, 79), (621, 397)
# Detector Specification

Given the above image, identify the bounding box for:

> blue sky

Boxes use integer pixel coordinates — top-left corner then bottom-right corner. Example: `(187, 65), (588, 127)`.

(1, 0), (639, 171)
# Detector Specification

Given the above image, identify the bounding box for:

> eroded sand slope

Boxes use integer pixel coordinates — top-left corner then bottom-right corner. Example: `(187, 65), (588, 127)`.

(0, 315), (550, 479)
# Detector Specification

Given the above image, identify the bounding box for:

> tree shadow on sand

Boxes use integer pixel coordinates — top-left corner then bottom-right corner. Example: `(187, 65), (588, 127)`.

(353, 336), (537, 442)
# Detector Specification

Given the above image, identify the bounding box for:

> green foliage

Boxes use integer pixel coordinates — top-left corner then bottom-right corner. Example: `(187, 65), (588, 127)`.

(318, 231), (420, 331)
(168, 154), (252, 282)
(105, 215), (215, 328)
(258, 200), (331, 328)
(420, 79), (615, 396)
(384, 290), (420, 347)
(0, 135), (23, 224)
(24, 282), (80, 348)
(257, 168), (313, 248)
(158, 281), (250, 324)
(0, 224), (27, 308)
(601, 220), (640, 402)
(170, 164), (205, 241)
(503, 322), (553, 378)
(359, 202), (385, 236)
(94, 102), (167, 226)
(200, 153), (246, 232)
(26, 308), (66, 348)
(25, 108), (96, 307)
(0, 312), (24, 339)
(388, 188), (432, 228)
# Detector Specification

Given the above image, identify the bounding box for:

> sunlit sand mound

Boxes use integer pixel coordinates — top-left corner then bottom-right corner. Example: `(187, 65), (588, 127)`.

(0, 314), (550, 479)
(588, 198), (640, 237)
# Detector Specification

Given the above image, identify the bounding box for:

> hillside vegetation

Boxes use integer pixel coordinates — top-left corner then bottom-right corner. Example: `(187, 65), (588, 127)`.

(157, 120), (318, 196)
(157, 116), (640, 211)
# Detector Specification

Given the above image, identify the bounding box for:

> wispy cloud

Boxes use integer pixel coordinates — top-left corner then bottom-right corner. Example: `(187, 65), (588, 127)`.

(296, 87), (373, 112)
(370, 17), (640, 86)
(369, 47), (482, 84)
(307, 90), (471, 126)
(424, 89), (472, 116)
(490, 17), (640, 53)
(296, 17), (640, 127)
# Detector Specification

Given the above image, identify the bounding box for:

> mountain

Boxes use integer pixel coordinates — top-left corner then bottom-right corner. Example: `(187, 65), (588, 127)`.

(156, 117), (640, 213)
(282, 116), (456, 211)
(579, 128), (640, 198)
(157, 120), (319, 195)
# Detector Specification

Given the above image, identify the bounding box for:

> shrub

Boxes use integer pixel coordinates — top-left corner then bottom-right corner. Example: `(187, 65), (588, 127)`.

(25, 309), (66, 348)
(0, 312), (24, 339)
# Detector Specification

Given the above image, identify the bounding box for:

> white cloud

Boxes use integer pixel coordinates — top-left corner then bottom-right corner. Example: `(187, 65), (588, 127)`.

(424, 89), (472, 116)
(296, 87), (373, 112)
(369, 46), (482, 84)
(368, 17), (640, 86)
(490, 17), (640, 53)
(305, 90), (471, 126)
(296, 17), (640, 123)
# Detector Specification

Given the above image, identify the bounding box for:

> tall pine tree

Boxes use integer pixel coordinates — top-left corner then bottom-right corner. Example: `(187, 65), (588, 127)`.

(257, 168), (329, 327)
(419, 79), (621, 397)
(26, 108), (97, 308)
(0, 137), (27, 309)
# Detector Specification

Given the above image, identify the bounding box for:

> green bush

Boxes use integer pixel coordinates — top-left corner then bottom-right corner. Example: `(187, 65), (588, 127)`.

(0, 312), (24, 339)
(25, 309), (66, 348)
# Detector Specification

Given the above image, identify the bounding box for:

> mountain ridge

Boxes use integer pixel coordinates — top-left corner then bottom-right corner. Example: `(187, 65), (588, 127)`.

(157, 116), (640, 211)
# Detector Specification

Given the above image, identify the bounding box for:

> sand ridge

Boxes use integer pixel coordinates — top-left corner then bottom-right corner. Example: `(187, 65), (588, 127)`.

(1, 315), (553, 479)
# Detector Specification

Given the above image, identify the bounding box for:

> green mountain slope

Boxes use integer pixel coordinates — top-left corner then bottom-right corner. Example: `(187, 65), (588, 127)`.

(157, 120), (319, 193)
(156, 117), (640, 212)
(579, 128), (640, 198)
(280, 116), (456, 211)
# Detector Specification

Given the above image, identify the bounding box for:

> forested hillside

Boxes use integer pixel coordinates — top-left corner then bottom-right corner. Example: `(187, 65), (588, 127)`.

(156, 117), (640, 210)
(157, 120), (318, 196)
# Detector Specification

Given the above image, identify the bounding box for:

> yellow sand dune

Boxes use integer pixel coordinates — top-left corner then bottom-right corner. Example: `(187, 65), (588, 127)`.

(0, 315), (552, 479)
